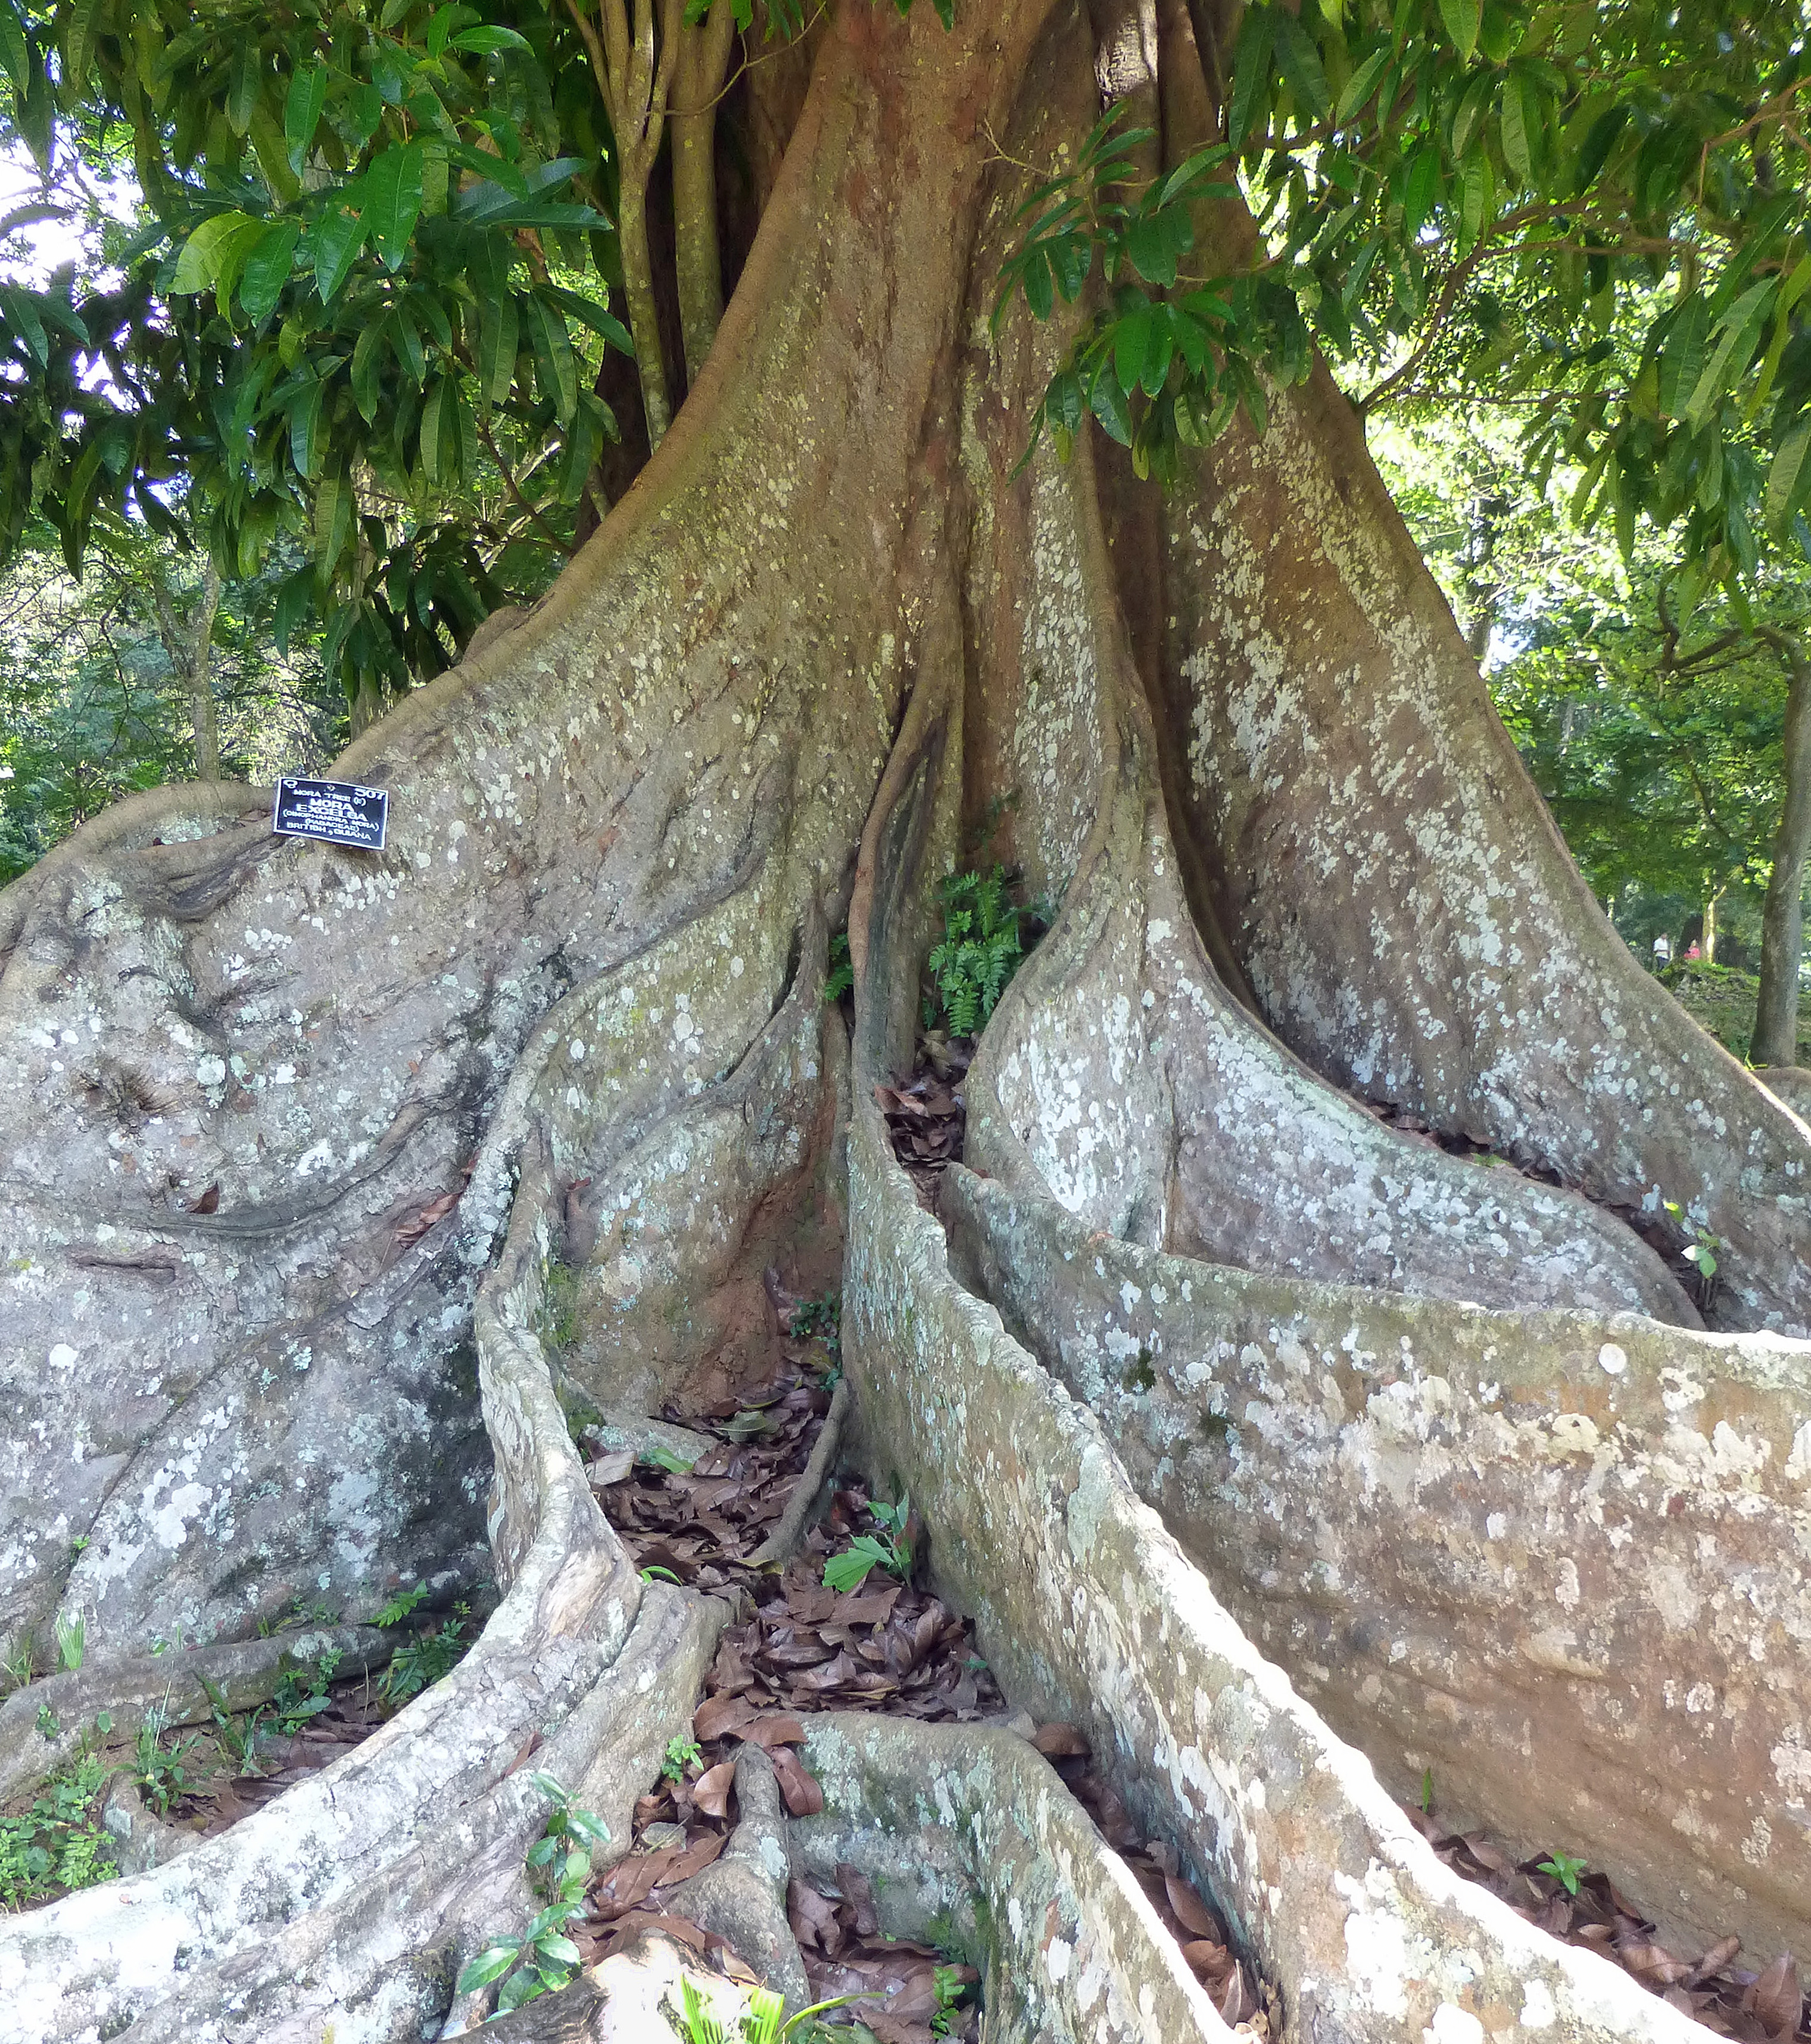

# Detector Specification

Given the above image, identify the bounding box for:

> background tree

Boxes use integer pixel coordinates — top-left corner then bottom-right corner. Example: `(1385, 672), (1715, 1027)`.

(1377, 405), (1811, 1059)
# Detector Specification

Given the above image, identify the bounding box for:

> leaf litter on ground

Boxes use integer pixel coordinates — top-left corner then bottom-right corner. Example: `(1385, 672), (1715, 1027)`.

(580, 1282), (1274, 2037)
(1408, 1805), (1809, 2042)
(874, 1034), (970, 1212)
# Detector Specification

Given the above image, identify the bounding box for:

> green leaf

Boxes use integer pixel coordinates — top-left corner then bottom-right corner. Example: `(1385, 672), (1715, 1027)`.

(427, 4), (481, 60)
(449, 24), (533, 52)
(1273, 11), (1330, 125)
(1226, 8), (1277, 151)
(1020, 248), (1054, 320)
(311, 202), (369, 303)
(1436, 0), (1479, 63)
(289, 380), (325, 479)
(455, 1943), (522, 1993)
(62, 0), (101, 93)
(1500, 73), (1536, 185)
(1335, 44), (1390, 126)
(822, 1541), (884, 1594)
(0, 2), (30, 93)
(529, 295), (579, 420)
(285, 62), (328, 175)
(1657, 295), (1709, 420)
(1089, 366), (1133, 445)
(351, 319), (385, 423)
(1764, 414), (1811, 538)
(227, 42), (261, 137)
(1684, 279), (1773, 430)
(170, 212), (260, 295)
(1124, 211), (1189, 287)
(420, 378), (449, 482)
(1, 284), (49, 369)
(1572, 104), (1627, 196)
(239, 220), (301, 326)
(538, 282), (632, 354)
(364, 144), (425, 271)
(1402, 145), (1441, 240)
(1114, 304), (1154, 396)
(1458, 149), (1492, 249)
(1174, 385), (1212, 446)
(478, 292), (519, 410)
(1450, 68), (1495, 160)
(535, 1934), (581, 1968)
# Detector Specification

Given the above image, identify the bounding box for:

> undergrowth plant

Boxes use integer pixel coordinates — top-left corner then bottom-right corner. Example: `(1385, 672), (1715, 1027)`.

(823, 931), (853, 1004)
(0, 1749), (118, 1906)
(54, 1615), (84, 1672)
(924, 867), (1030, 1039)
(274, 1645), (344, 1731)
(1662, 1200), (1727, 1310)
(135, 1716), (204, 1815)
(677, 1975), (862, 2044)
(789, 1291), (841, 1364)
(379, 1604), (470, 1707)
(823, 1494), (912, 1594)
(197, 1674), (266, 1776)
(662, 1734), (702, 1784)
(456, 1773), (609, 2017)
(1537, 1849), (1588, 1898)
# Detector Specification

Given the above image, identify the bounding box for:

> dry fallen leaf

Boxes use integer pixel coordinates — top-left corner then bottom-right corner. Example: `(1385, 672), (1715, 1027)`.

(1031, 1722), (1090, 1758)
(691, 1761), (735, 1820)
(1751, 1954), (1803, 2037)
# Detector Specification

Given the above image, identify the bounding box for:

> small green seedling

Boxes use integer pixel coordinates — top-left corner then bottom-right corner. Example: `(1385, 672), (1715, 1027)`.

(679, 1975), (864, 2044)
(663, 1734), (703, 1783)
(456, 1774), (608, 2015)
(932, 1962), (972, 2037)
(1420, 1769), (1434, 1816)
(1662, 1200), (1725, 1306)
(1, 1642), (34, 1695)
(790, 1291), (841, 1362)
(274, 1644), (344, 1730)
(197, 1674), (266, 1775)
(0, 1750), (119, 1906)
(373, 1583), (429, 1627)
(823, 1494), (912, 1594)
(1536, 1850), (1587, 1897)
(54, 1615), (84, 1673)
(35, 1702), (59, 1741)
(823, 931), (853, 1005)
(135, 1718), (203, 1815)
(379, 1607), (469, 1706)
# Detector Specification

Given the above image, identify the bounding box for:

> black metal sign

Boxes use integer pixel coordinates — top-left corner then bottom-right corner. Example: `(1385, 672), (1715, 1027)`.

(272, 776), (389, 851)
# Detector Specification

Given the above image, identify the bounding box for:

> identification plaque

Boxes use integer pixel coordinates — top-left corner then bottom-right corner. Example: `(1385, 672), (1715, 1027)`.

(272, 776), (389, 851)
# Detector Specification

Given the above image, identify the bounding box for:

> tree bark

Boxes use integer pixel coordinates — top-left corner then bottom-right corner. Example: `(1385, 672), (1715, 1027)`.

(1753, 628), (1811, 1068)
(0, 1), (1808, 2034)
(151, 556), (223, 782)
(566, 0), (682, 445)
(672, 0), (740, 387)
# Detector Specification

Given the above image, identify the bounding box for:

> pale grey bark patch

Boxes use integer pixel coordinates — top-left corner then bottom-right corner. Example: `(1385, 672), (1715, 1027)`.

(843, 1093), (1702, 2044)
(945, 1165), (1811, 1964)
(1161, 373), (1811, 1332)
(793, 1714), (1233, 2042)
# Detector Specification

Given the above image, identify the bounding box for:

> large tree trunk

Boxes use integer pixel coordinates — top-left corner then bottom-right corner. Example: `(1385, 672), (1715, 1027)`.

(1, 1), (1808, 2037)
